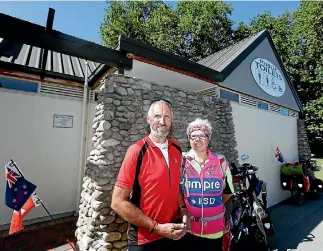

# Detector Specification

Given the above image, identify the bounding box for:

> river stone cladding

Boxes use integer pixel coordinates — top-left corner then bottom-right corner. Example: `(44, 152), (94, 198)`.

(75, 74), (238, 251)
(297, 119), (311, 161)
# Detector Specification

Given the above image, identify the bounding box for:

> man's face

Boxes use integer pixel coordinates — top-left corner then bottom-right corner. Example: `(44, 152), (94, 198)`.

(147, 102), (172, 139)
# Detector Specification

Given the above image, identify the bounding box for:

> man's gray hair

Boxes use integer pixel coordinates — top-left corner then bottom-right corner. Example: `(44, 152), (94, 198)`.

(147, 100), (173, 119)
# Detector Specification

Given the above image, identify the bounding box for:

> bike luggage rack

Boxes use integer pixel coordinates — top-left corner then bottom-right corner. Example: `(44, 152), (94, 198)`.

(279, 162), (306, 191)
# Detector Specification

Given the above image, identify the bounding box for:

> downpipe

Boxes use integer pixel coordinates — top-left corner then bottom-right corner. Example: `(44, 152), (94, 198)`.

(75, 61), (89, 215)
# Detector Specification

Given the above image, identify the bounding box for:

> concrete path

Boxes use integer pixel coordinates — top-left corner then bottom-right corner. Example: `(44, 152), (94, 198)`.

(268, 195), (323, 251)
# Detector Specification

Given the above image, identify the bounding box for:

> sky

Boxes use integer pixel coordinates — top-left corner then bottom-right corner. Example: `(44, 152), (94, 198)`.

(0, 1), (301, 45)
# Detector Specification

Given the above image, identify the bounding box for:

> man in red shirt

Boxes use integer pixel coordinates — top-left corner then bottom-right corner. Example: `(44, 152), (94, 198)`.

(111, 99), (187, 251)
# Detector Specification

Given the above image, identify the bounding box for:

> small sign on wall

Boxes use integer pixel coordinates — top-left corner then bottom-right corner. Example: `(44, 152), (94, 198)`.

(53, 114), (73, 128)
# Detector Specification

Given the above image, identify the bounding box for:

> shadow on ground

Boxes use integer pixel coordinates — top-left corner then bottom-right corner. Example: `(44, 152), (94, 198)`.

(268, 194), (323, 251)
(0, 218), (77, 251)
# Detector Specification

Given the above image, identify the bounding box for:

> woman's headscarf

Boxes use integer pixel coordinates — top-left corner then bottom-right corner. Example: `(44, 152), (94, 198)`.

(186, 118), (212, 139)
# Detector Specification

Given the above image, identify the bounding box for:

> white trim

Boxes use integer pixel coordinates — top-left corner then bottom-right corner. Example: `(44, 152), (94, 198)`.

(37, 82), (41, 93)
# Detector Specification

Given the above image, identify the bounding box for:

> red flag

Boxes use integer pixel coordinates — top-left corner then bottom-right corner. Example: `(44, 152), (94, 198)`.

(9, 192), (41, 235)
(275, 147), (281, 157)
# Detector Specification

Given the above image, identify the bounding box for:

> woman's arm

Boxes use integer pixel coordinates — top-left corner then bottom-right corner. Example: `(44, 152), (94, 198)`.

(222, 164), (234, 203)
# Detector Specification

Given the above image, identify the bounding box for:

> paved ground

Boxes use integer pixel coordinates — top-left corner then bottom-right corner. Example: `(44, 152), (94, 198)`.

(0, 217), (77, 251)
(268, 194), (323, 251)
(1, 195), (323, 251)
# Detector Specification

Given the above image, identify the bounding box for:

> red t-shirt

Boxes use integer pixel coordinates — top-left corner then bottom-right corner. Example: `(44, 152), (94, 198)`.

(116, 136), (182, 245)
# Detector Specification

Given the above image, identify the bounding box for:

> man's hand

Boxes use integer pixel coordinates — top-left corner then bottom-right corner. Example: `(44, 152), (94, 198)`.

(156, 223), (186, 240)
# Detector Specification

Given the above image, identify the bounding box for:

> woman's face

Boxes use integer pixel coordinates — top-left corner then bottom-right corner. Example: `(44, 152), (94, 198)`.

(189, 130), (210, 152)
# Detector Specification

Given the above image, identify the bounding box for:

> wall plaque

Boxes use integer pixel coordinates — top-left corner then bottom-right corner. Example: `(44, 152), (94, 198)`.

(53, 114), (73, 128)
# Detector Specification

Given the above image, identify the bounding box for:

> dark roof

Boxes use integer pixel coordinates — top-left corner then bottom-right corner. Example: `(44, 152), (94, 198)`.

(0, 37), (103, 83)
(198, 30), (264, 72)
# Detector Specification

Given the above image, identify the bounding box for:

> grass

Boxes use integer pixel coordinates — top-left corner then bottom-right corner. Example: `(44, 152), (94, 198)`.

(313, 158), (323, 180)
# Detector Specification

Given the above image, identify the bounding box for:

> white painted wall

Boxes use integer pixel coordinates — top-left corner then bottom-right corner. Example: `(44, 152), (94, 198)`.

(125, 59), (214, 92)
(0, 89), (84, 225)
(231, 102), (299, 207)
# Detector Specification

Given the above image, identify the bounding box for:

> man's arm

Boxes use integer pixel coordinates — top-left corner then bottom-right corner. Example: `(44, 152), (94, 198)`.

(111, 143), (186, 239)
(111, 185), (154, 229)
(112, 185), (185, 239)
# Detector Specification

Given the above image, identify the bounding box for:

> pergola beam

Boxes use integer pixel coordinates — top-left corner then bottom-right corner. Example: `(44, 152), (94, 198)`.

(40, 8), (55, 79)
(0, 12), (132, 70)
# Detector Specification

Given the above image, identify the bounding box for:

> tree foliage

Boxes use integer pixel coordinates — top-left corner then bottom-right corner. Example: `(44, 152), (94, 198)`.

(100, 1), (239, 61)
(174, 1), (234, 60)
(100, 1), (166, 48)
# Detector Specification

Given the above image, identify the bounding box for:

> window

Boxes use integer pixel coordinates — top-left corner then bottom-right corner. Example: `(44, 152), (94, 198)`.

(219, 89), (239, 102)
(257, 101), (268, 110)
(0, 76), (38, 93)
(280, 107), (289, 116)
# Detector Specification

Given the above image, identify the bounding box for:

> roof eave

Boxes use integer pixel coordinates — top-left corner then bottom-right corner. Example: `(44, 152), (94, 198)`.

(264, 31), (303, 114)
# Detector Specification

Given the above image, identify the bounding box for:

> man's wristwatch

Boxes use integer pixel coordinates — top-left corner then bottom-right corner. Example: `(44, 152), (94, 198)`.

(149, 221), (158, 233)
(179, 205), (187, 211)
(179, 205), (187, 214)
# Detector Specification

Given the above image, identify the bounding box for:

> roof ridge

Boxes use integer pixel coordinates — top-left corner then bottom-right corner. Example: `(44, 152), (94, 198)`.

(198, 29), (267, 64)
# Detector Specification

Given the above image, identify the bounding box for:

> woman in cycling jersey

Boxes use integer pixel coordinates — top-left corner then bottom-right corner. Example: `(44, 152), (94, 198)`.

(179, 118), (234, 250)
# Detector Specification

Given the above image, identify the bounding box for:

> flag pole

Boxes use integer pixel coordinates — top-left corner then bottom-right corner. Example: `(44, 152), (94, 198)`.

(9, 160), (77, 251)
(39, 201), (77, 251)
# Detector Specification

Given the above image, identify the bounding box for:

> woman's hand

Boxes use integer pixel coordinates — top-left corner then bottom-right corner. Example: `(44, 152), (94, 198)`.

(172, 209), (189, 240)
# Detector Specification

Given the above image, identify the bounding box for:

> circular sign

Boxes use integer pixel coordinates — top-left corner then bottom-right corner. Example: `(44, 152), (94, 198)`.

(251, 58), (285, 97)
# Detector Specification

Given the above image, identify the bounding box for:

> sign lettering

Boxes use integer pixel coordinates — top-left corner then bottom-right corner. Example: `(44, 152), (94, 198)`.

(185, 178), (222, 194)
(251, 58), (286, 97)
(188, 196), (221, 208)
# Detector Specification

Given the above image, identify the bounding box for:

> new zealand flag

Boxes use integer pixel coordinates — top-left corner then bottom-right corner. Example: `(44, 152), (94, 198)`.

(275, 147), (285, 163)
(4, 162), (37, 211)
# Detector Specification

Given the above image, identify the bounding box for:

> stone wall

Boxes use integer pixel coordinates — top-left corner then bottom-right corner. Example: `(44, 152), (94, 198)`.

(297, 119), (311, 160)
(75, 74), (238, 251)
